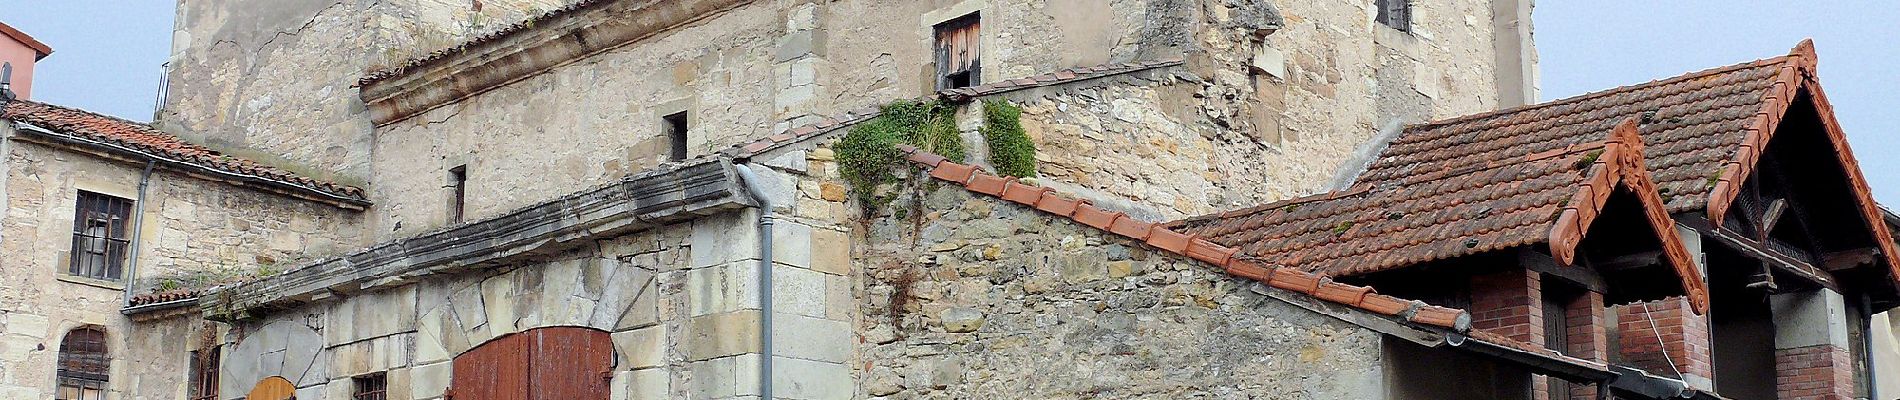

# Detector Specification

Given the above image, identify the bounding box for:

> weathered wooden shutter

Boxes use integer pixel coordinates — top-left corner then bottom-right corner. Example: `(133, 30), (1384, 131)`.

(933, 14), (982, 89)
(1376, 0), (1411, 31)
(452, 333), (531, 400)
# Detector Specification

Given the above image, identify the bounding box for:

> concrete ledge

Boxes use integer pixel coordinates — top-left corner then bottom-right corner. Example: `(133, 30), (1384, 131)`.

(201, 158), (755, 322)
(360, 0), (755, 126)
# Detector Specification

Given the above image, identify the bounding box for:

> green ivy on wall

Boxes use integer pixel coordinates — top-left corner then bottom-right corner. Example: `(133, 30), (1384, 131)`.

(981, 101), (1037, 178)
(837, 99), (964, 212)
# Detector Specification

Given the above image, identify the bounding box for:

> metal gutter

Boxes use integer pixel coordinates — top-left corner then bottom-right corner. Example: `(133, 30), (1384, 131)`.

(1443, 332), (1617, 383)
(11, 122), (371, 209)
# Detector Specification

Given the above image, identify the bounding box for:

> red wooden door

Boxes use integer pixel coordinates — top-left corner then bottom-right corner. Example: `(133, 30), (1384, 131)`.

(450, 327), (611, 400)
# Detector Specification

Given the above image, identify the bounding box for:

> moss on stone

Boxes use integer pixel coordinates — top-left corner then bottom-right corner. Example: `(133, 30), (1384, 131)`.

(981, 100), (1037, 178)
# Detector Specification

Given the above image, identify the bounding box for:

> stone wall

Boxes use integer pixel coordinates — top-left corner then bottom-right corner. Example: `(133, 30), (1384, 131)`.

(363, 0), (1516, 240)
(158, 0), (561, 180)
(0, 135), (364, 398)
(852, 180), (1388, 398)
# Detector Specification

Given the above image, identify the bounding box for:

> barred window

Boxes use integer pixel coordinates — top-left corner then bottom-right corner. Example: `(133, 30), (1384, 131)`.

(56, 327), (109, 400)
(1376, 0), (1411, 32)
(352, 372), (387, 400)
(69, 191), (133, 281)
(933, 13), (981, 90)
(189, 348), (220, 400)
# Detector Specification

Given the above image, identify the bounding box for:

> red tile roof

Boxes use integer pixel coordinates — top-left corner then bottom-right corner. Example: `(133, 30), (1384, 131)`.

(3, 100), (370, 206)
(0, 21), (52, 59)
(1169, 119), (1709, 313)
(895, 144), (1475, 332)
(1355, 39), (1900, 285)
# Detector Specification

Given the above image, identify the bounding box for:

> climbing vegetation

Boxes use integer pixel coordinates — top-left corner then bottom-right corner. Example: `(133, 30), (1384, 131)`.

(836, 99), (964, 212)
(981, 100), (1037, 178)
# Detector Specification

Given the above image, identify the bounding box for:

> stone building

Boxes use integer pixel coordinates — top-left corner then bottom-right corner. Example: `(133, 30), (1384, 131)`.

(4, 1), (1899, 400)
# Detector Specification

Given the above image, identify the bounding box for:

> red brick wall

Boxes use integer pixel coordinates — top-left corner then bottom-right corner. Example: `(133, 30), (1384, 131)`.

(1471, 270), (1549, 400)
(1612, 297), (1712, 385)
(1471, 270), (1544, 344)
(1565, 291), (1606, 400)
(1775, 344), (1853, 400)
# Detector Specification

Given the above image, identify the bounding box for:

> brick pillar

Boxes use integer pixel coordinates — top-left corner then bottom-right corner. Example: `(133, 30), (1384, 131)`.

(1470, 270), (1547, 399)
(1771, 289), (1855, 400)
(1471, 270), (1544, 343)
(1565, 291), (1606, 400)
(1612, 296), (1712, 389)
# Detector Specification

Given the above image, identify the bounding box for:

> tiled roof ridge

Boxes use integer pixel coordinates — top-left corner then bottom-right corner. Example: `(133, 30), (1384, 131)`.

(358, 0), (611, 87)
(1701, 39), (1900, 283)
(1403, 55), (1794, 133)
(1549, 118), (1709, 313)
(2, 100), (370, 207)
(892, 143), (1475, 332)
(713, 58), (1188, 161)
(0, 20), (52, 58)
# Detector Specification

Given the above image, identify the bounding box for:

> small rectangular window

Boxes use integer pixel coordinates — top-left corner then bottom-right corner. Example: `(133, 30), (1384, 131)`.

(188, 348), (220, 400)
(934, 13), (981, 90)
(664, 112), (689, 161)
(1376, 0), (1411, 32)
(448, 166), (468, 223)
(352, 372), (387, 400)
(69, 191), (133, 281)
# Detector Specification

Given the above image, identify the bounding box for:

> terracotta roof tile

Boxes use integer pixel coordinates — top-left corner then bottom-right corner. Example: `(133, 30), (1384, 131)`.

(1169, 120), (1711, 312)
(3, 100), (369, 205)
(358, 0), (612, 87)
(894, 146), (1473, 332)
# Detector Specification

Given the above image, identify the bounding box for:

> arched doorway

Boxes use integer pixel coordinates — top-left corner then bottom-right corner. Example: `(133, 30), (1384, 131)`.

(449, 326), (613, 399)
(246, 376), (295, 400)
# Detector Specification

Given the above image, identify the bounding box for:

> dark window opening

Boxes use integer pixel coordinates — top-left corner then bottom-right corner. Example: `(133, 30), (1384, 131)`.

(57, 327), (109, 400)
(1376, 0), (1411, 32)
(1542, 285), (1579, 398)
(352, 372), (388, 400)
(448, 166), (468, 223)
(189, 348), (220, 400)
(664, 112), (689, 161)
(934, 13), (981, 90)
(70, 191), (132, 281)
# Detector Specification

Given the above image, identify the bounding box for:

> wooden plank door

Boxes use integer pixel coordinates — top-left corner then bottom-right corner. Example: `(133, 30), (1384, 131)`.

(450, 327), (612, 400)
(451, 333), (531, 400)
(527, 327), (613, 399)
(245, 376), (296, 400)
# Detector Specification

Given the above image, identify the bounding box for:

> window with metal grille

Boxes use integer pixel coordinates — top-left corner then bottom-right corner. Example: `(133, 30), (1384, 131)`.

(188, 348), (221, 400)
(352, 372), (387, 400)
(933, 13), (981, 90)
(69, 191), (132, 281)
(1375, 0), (1411, 32)
(56, 327), (109, 400)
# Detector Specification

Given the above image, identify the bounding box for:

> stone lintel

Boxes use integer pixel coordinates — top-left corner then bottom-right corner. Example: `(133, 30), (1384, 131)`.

(202, 158), (755, 322)
(360, 0), (755, 126)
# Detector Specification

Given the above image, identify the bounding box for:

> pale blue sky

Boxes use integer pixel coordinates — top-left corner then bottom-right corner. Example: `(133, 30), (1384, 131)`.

(3, 2), (1896, 203)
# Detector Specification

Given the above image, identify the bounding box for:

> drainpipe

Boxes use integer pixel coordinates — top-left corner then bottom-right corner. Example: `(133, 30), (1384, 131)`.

(731, 163), (775, 400)
(1862, 293), (1879, 400)
(122, 160), (156, 306)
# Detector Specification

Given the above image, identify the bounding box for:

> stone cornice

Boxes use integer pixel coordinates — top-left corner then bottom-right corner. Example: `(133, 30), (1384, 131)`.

(201, 158), (755, 321)
(359, 0), (754, 126)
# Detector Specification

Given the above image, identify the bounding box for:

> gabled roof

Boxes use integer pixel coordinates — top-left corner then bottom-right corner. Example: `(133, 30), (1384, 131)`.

(1169, 119), (1708, 312)
(0, 21), (52, 59)
(892, 144), (1611, 377)
(3, 100), (370, 207)
(1357, 40), (1900, 284)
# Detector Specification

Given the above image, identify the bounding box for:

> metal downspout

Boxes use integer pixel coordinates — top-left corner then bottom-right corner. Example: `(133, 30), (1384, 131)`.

(122, 160), (155, 306)
(732, 163), (775, 399)
(1863, 293), (1879, 400)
